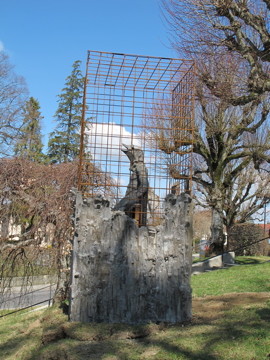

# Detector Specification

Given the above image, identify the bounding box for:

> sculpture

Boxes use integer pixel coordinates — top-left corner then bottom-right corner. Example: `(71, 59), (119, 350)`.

(114, 144), (149, 226)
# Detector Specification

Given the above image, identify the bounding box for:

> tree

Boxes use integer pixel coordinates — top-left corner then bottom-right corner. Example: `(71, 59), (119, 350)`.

(0, 157), (117, 304)
(48, 60), (84, 163)
(14, 97), (44, 161)
(193, 65), (269, 253)
(144, 53), (270, 253)
(0, 52), (28, 156)
(0, 158), (77, 301)
(160, 0), (270, 253)
(163, 0), (270, 106)
(163, 0), (270, 170)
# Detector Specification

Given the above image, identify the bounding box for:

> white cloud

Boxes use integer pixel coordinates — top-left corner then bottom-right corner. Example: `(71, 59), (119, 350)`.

(85, 122), (142, 190)
(85, 122), (141, 163)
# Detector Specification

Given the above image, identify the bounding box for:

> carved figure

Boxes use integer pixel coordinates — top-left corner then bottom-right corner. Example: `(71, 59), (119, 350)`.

(114, 144), (149, 226)
(171, 182), (180, 195)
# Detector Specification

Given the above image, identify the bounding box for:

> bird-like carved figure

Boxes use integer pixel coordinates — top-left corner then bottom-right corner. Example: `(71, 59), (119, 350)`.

(114, 144), (149, 226)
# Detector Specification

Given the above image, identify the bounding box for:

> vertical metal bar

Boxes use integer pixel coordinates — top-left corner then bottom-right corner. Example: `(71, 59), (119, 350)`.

(77, 53), (90, 192)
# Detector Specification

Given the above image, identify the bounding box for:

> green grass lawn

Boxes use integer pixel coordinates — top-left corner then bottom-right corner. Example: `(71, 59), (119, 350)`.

(0, 256), (269, 360)
(192, 256), (270, 297)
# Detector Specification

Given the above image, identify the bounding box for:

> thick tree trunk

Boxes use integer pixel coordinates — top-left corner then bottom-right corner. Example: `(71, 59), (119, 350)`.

(209, 207), (224, 255)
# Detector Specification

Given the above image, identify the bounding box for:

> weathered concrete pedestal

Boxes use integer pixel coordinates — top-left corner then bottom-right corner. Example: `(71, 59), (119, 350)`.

(69, 192), (193, 324)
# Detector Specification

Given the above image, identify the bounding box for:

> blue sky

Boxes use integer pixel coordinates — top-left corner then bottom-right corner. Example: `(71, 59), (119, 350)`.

(1, 0), (175, 146)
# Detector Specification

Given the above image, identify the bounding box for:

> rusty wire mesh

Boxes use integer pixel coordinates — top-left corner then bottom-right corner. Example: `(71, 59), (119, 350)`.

(78, 50), (195, 226)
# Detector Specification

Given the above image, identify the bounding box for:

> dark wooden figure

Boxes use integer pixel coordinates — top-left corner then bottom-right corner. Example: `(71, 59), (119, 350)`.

(114, 144), (149, 226)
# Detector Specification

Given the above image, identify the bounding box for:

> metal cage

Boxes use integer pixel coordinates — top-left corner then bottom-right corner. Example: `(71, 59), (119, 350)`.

(78, 50), (195, 226)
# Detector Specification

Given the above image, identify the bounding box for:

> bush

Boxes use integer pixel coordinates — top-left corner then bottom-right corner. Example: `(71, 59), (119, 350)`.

(228, 223), (268, 256)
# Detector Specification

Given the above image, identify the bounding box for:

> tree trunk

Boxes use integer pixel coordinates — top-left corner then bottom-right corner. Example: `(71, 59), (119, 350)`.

(209, 207), (224, 255)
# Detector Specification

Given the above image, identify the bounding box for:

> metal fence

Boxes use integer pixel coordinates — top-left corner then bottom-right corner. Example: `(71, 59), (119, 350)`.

(0, 283), (56, 318)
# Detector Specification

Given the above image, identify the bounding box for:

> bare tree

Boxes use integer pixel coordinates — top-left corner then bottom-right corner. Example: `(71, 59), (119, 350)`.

(144, 54), (270, 253)
(163, 0), (270, 106)
(0, 159), (77, 300)
(0, 158), (118, 304)
(159, 0), (270, 253)
(0, 52), (28, 156)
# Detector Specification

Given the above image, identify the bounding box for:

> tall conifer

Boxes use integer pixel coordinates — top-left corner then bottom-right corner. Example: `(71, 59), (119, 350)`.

(48, 60), (84, 163)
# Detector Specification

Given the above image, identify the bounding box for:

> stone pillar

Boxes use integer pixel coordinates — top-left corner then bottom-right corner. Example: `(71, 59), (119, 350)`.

(69, 192), (193, 324)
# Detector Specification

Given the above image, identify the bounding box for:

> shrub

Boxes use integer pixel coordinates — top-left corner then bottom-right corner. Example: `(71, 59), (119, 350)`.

(228, 223), (268, 256)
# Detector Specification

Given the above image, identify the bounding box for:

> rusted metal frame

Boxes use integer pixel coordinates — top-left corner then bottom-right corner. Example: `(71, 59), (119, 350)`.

(88, 49), (194, 64)
(79, 51), (195, 221)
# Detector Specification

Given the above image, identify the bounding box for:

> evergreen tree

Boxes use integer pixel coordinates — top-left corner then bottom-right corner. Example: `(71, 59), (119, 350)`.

(14, 97), (44, 161)
(48, 60), (84, 163)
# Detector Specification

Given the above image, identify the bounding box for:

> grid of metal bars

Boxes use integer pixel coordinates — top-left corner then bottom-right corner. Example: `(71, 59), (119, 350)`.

(78, 50), (195, 225)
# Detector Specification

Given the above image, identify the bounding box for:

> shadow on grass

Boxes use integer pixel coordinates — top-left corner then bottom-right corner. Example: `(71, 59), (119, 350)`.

(1, 296), (269, 360)
(256, 306), (270, 322)
(234, 255), (270, 265)
(23, 302), (270, 360)
(134, 303), (270, 360)
(0, 320), (40, 359)
(0, 334), (27, 356)
(235, 258), (262, 265)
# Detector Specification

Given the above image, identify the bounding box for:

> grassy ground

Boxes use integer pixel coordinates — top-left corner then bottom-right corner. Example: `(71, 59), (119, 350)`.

(0, 256), (269, 360)
(191, 256), (270, 297)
